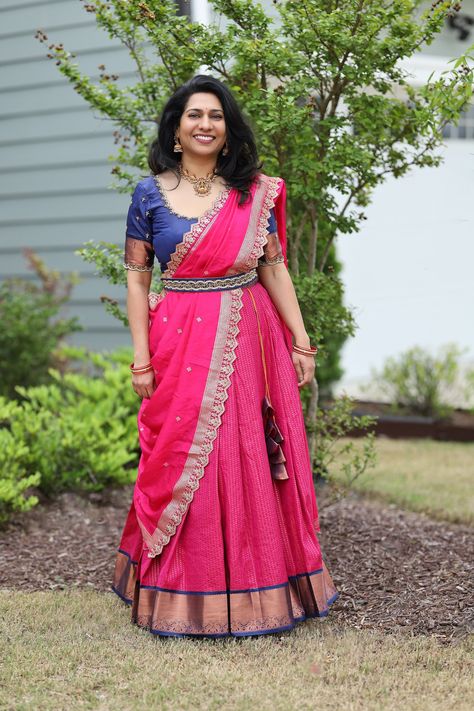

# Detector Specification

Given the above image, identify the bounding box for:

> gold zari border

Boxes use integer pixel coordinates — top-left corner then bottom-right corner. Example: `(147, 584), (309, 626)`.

(123, 262), (154, 272)
(112, 550), (339, 637)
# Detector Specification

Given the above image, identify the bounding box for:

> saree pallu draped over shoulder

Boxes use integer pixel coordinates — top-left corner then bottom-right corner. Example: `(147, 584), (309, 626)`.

(134, 175), (287, 559)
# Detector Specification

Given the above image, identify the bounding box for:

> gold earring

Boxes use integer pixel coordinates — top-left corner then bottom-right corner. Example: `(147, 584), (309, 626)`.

(222, 142), (229, 156)
(174, 134), (183, 153)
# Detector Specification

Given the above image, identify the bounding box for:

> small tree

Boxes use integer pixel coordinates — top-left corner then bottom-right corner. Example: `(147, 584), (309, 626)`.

(36, 0), (473, 457)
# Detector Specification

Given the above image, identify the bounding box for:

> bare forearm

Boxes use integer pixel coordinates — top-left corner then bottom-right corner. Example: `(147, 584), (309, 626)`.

(258, 265), (310, 346)
(127, 280), (151, 364)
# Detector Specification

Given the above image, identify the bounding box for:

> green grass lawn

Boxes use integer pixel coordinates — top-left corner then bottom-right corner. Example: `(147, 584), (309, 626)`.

(1, 589), (472, 711)
(330, 438), (474, 525)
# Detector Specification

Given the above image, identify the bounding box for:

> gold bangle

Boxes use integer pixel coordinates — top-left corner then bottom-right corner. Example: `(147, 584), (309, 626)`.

(130, 362), (153, 374)
(292, 344), (318, 356)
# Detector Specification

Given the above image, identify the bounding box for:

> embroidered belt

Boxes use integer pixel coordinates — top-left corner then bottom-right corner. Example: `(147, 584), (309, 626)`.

(161, 269), (258, 292)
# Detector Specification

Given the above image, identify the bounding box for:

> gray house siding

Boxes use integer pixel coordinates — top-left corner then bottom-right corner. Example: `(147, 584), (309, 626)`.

(0, 0), (145, 352)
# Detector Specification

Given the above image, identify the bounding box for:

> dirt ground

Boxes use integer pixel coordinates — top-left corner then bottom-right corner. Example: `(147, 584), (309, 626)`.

(0, 485), (472, 646)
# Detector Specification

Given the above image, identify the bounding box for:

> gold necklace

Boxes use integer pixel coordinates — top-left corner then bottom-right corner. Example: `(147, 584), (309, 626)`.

(178, 163), (218, 197)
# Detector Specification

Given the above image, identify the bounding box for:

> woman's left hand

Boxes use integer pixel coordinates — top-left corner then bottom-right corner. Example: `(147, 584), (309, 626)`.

(292, 352), (316, 389)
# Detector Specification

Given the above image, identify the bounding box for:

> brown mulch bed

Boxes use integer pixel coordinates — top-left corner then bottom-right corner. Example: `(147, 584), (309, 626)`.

(0, 486), (472, 646)
(320, 490), (473, 646)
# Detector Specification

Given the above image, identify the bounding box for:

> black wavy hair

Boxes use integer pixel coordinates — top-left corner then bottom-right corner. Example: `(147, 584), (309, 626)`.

(148, 74), (262, 205)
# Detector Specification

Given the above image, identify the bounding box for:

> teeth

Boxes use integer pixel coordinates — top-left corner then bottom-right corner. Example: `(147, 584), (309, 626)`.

(194, 135), (214, 141)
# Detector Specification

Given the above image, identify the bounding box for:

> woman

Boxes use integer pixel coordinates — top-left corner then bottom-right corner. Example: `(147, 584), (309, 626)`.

(112, 74), (339, 638)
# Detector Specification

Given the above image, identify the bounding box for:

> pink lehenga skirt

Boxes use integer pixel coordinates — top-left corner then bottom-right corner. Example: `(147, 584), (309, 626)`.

(112, 280), (339, 637)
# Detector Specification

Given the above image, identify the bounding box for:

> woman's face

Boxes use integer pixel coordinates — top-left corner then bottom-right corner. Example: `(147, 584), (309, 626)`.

(177, 92), (227, 160)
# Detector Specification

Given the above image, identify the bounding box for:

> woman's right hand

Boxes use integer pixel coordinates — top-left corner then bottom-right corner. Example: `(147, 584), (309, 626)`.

(132, 369), (156, 399)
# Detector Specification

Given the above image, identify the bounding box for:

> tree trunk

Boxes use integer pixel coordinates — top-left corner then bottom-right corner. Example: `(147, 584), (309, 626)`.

(306, 376), (319, 467)
(307, 206), (318, 277)
(288, 214), (298, 275)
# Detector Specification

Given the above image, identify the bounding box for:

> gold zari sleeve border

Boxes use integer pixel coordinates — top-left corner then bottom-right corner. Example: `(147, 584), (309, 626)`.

(123, 262), (155, 272)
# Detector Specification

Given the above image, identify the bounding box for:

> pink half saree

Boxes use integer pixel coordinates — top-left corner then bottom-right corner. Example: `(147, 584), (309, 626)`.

(113, 173), (339, 637)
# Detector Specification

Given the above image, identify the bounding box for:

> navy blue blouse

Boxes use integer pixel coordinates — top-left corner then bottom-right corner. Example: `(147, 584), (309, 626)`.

(124, 176), (281, 273)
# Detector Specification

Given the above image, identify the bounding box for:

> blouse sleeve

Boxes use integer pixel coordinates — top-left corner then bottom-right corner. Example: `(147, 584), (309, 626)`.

(123, 183), (155, 272)
(257, 208), (284, 267)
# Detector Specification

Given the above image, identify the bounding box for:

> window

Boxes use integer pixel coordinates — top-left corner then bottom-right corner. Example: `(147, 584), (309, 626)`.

(442, 103), (474, 140)
(175, 0), (192, 17)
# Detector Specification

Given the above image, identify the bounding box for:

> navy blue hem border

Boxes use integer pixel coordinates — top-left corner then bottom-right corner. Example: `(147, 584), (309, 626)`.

(138, 570), (323, 595)
(110, 583), (340, 640)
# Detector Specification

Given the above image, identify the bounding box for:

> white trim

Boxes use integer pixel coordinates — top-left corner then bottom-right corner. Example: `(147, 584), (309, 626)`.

(191, 0), (211, 25)
(397, 53), (472, 86)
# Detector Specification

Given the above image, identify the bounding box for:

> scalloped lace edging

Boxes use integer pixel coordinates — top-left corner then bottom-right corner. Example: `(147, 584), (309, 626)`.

(246, 176), (282, 270)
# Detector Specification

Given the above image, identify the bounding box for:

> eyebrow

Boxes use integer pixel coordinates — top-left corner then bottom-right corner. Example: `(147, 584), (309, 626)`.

(185, 107), (223, 112)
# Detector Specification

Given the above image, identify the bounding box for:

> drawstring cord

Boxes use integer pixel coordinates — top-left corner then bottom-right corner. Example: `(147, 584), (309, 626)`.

(246, 287), (271, 403)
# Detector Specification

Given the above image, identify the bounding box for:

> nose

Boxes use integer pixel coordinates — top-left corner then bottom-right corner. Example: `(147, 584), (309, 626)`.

(199, 114), (212, 130)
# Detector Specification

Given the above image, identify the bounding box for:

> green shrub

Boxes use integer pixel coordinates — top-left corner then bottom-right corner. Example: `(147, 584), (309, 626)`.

(0, 347), (140, 523)
(0, 402), (41, 524)
(309, 395), (377, 490)
(0, 250), (82, 399)
(370, 344), (465, 418)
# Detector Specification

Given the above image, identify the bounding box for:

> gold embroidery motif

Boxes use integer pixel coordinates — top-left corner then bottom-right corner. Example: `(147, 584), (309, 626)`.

(154, 174), (199, 220)
(123, 262), (154, 272)
(161, 269), (258, 292)
(258, 255), (285, 266)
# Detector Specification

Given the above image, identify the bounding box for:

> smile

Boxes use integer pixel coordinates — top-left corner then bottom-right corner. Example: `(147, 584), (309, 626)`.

(193, 135), (215, 143)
